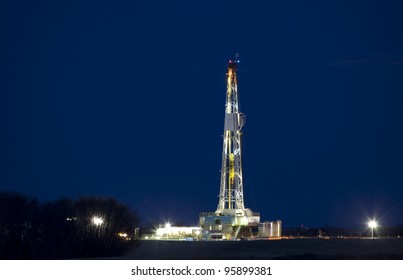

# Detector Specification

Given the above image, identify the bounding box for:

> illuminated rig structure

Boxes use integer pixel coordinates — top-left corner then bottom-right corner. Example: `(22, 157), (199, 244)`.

(199, 57), (282, 240)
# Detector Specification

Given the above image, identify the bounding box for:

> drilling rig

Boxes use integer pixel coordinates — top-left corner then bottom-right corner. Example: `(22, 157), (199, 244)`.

(199, 57), (260, 240)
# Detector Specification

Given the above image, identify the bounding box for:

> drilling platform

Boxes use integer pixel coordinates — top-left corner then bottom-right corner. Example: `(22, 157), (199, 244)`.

(199, 57), (264, 240)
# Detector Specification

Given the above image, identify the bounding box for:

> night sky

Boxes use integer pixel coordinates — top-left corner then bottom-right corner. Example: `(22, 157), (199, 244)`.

(1, 1), (403, 228)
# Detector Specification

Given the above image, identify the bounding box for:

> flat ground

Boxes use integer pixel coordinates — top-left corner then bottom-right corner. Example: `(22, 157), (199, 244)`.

(114, 238), (403, 260)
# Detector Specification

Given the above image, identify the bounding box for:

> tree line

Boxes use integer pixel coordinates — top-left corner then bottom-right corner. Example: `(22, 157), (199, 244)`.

(0, 191), (139, 259)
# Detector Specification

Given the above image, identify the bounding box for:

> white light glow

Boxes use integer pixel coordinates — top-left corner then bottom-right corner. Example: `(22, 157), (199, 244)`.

(156, 228), (164, 236)
(155, 226), (202, 237)
(92, 216), (104, 226)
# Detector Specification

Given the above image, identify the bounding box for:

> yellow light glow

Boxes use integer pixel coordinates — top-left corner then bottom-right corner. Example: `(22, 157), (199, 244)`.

(229, 153), (235, 184)
(227, 70), (232, 96)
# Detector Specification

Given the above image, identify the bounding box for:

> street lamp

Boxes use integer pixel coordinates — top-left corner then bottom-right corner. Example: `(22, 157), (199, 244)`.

(92, 216), (104, 226)
(368, 220), (377, 239)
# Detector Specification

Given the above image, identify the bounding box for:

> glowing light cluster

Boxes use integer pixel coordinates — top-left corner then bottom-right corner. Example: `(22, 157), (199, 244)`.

(118, 232), (128, 238)
(92, 216), (104, 226)
(155, 223), (201, 238)
(368, 220), (377, 228)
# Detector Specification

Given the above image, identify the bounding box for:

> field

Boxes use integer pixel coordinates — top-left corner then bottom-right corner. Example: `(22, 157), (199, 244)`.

(115, 238), (403, 260)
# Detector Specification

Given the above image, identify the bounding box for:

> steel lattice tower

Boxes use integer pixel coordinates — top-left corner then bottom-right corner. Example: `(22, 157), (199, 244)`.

(216, 58), (246, 215)
(199, 56), (260, 232)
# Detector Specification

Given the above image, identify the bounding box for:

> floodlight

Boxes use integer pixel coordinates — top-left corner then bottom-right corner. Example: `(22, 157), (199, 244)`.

(92, 216), (104, 226)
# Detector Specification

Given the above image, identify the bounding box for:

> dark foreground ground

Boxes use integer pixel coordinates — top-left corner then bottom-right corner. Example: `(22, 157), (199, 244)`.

(112, 238), (403, 260)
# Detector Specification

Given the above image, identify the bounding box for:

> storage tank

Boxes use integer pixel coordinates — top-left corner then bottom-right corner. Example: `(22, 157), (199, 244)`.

(258, 220), (282, 238)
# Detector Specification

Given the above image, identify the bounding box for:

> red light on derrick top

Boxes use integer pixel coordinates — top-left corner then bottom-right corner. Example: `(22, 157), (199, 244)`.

(228, 60), (237, 70)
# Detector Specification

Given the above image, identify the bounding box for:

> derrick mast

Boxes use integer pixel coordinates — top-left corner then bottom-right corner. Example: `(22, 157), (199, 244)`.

(199, 57), (260, 239)
(216, 59), (246, 214)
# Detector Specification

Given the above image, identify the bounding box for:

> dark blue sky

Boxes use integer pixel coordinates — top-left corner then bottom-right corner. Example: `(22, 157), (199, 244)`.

(1, 0), (403, 228)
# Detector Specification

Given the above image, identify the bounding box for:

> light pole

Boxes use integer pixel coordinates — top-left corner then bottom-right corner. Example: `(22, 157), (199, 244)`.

(368, 220), (377, 239)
